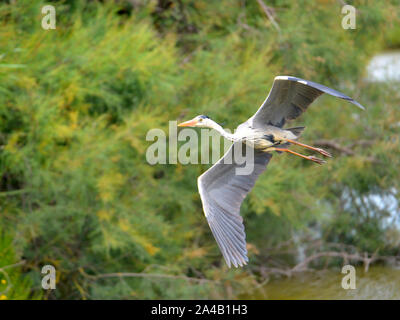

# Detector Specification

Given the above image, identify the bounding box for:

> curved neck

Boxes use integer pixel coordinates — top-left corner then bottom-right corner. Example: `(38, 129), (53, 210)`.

(208, 122), (236, 141)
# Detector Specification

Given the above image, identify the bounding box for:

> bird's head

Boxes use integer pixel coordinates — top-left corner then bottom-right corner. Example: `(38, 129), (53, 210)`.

(178, 115), (215, 128)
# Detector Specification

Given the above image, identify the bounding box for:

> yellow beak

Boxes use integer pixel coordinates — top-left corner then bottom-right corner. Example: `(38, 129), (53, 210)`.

(178, 119), (198, 127)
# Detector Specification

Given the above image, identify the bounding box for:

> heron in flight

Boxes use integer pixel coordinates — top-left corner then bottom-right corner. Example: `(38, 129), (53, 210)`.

(178, 76), (364, 268)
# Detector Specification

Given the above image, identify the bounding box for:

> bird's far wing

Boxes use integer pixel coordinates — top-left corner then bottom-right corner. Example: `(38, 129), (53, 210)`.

(197, 142), (272, 268)
(250, 76), (365, 129)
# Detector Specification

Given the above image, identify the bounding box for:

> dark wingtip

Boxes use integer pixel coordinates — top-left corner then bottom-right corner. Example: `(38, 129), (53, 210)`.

(276, 75), (366, 111)
(350, 99), (366, 110)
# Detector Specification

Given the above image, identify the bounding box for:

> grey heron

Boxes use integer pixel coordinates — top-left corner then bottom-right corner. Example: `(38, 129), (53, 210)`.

(178, 76), (364, 268)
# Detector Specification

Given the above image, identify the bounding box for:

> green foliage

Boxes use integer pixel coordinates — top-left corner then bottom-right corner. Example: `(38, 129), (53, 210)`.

(0, 229), (41, 300)
(0, 0), (399, 299)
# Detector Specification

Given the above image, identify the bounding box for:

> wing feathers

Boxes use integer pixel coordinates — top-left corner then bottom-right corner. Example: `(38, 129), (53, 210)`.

(210, 214), (246, 267)
(197, 143), (272, 268)
(251, 76), (364, 128)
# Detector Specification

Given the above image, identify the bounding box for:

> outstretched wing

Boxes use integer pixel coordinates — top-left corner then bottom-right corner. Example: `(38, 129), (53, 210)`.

(197, 142), (272, 268)
(249, 76), (365, 129)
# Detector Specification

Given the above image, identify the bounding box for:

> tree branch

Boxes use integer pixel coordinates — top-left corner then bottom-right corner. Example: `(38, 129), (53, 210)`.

(256, 0), (281, 33)
(314, 139), (378, 163)
(0, 260), (26, 295)
(255, 239), (400, 278)
(81, 269), (218, 285)
(314, 139), (355, 155)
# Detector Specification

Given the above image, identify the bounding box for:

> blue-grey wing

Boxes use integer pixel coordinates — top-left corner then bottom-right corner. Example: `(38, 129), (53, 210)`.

(197, 142), (272, 268)
(250, 76), (365, 129)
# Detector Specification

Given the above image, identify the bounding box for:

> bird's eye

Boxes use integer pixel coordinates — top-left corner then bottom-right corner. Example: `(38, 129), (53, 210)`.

(199, 118), (203, 122)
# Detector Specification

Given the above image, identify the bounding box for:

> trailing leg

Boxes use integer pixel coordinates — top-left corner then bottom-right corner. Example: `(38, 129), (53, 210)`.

(271, 147), (326, 165)
(283, 139), (332, 158)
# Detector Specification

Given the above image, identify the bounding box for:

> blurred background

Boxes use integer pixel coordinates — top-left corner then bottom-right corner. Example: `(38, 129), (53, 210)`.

(0, 0), (399, 300)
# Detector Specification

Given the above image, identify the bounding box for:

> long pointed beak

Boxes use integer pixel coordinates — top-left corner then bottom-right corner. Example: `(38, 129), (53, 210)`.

(178, 119), (198, 127)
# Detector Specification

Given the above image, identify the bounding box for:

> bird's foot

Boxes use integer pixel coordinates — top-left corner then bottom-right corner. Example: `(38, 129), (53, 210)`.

(308, 156), (326, 165)
(284, 139), (332, 158)
(315, 148), (332, 158)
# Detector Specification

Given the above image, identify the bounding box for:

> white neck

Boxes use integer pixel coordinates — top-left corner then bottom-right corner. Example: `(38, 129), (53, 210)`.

(208, 121), (236, 141)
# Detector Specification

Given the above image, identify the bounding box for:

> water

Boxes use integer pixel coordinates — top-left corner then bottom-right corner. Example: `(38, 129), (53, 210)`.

(366, 50), (400, 82)
(245, 266), (400, 300)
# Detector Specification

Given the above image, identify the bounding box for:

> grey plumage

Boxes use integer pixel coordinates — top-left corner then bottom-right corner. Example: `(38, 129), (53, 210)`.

(178, 75), (365, 268)
(250, 76), (364, 129)
(198, 143), (272, 267)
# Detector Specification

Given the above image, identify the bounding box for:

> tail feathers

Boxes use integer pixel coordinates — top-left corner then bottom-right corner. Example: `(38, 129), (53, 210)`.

(286, 126), (305, 138)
